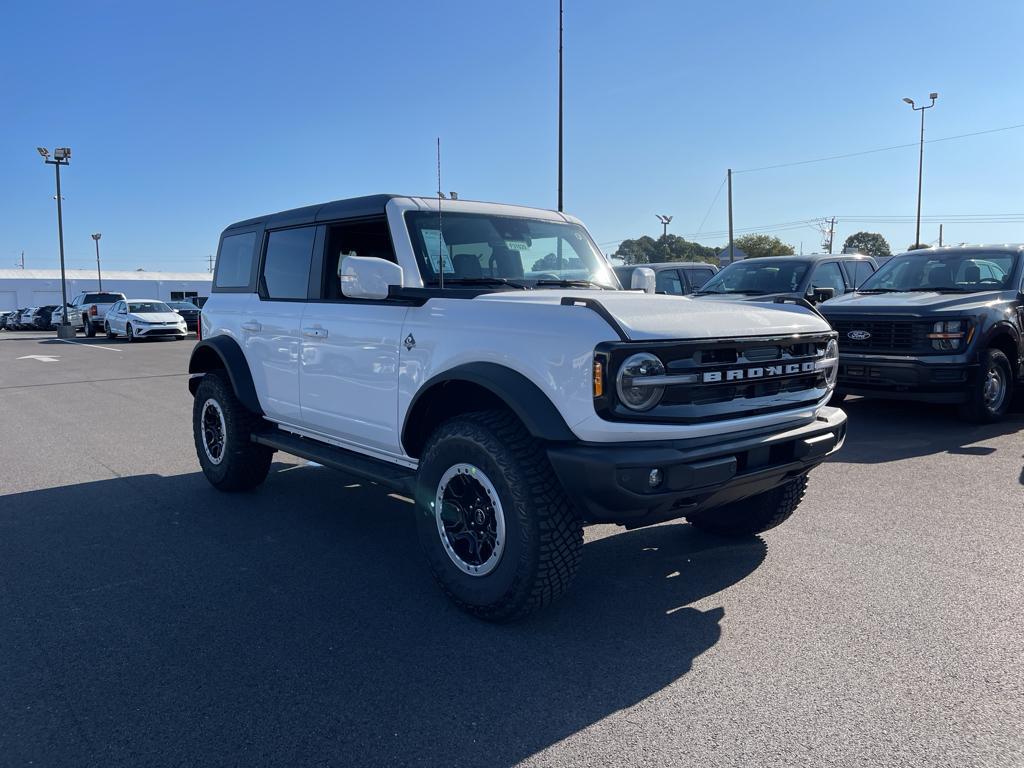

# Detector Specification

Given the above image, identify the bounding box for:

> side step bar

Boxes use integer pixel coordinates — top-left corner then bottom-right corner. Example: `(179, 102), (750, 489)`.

(252, 429), (415, 495)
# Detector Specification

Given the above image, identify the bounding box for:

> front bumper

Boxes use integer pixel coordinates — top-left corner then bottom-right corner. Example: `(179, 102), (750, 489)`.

(547, 406), (847, 528)
(836, 353), (977, 403)
(134, 325), (187, 338)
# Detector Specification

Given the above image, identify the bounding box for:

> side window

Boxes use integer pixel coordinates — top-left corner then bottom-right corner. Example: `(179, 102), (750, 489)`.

(810, 262), (847, 295)
(320, 217), (396, 300)
(655, 269), (684, 295)
(261, 227), (316, 300)
(852, 261), (875, 288)
(214, 231), (258, 290)
(691, 268), (715, 289)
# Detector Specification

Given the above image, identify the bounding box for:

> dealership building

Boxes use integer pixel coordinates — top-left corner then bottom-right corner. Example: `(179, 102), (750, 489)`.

(0, 269), (213, 310)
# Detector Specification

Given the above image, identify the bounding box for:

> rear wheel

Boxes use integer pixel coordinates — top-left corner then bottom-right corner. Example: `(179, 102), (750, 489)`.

(415, 410), (583, 622)
(84, 319), (96, 337)
(687, 475), (808, 537)
(192, 372), (272, 491)
(959, 348), (1013, 423)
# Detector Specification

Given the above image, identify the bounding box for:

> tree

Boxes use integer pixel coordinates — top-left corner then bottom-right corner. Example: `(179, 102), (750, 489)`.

(732, 234), (795, 259)
(843, 231), (891, 257)
(613, 234), (716, 265)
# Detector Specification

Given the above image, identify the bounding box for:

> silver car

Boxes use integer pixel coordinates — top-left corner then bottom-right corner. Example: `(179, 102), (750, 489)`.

(104, 299), (188, 342)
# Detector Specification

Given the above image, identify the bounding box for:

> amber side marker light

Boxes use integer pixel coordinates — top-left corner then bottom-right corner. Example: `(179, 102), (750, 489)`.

(593, 359), (604, 397)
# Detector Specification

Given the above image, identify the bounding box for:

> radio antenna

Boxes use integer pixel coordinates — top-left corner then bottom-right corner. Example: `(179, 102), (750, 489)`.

(437, 137), (444, 289)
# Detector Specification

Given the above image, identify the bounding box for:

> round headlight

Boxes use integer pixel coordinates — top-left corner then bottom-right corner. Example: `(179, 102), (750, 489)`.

(616, 353), (666, 411)
(818, 338), (839, 388)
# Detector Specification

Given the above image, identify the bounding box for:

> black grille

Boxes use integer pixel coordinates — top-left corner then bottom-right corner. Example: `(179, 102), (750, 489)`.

(830, 318), (924, 352)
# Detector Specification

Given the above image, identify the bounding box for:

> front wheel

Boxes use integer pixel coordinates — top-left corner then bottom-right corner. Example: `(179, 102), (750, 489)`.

(959, 348), (1013, 423)
(192, 372), (272, 491)
(415, 410), (583, 622)
(687, 475), (809, 537)
(105, 323), (116, 339)
(126, 324), (136, 343)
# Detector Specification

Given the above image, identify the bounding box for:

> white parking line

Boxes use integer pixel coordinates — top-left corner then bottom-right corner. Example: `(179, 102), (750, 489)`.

(51, 338), (123, 352)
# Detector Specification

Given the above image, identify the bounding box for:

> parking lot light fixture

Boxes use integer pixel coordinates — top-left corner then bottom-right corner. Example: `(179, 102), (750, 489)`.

(38, 146), (75, 338)
(903, 93), (939, 248)
(92, 233), (103, 290)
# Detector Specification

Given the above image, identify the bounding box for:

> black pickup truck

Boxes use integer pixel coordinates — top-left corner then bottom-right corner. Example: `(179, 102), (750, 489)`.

(819, 245), (1024, 422)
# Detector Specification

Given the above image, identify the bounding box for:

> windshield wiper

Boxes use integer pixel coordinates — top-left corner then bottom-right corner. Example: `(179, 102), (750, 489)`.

(427, 277), (529, 290)
(534, 279), (611, 290)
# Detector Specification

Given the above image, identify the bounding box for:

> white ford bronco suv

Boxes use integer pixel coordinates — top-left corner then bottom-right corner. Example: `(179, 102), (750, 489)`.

(189, 194), (846, 620)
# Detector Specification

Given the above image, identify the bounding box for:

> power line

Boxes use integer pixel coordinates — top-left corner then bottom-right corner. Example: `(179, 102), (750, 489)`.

(733, 121), (1024, 174)
(695, 176), (727, 235)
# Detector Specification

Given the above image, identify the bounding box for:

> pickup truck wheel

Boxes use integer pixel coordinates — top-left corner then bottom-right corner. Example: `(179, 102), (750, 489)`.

(959, 348), (1013, 423)
(192, 372), (272, 491)
(84, 319), (96, 337)
(686, 474), (808, 537)
(415, 410), (583, 622)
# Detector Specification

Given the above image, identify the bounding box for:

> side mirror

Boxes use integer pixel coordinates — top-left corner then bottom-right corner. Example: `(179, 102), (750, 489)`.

(339, 254), (404, 300)
(630, 267), (657, 295)
(809, 286), (836, 304)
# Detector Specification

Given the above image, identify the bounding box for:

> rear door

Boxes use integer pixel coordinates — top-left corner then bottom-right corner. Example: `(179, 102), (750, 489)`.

(298, 216), (407, 456)
(244, 226), (316, 423)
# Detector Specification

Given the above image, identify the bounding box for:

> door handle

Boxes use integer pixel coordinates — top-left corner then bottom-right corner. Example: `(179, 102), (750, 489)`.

(241, 320), (262, 332)
(302, 327), (327, 338)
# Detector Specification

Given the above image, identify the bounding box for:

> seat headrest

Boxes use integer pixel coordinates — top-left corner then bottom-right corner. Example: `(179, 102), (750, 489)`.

(490, 246), (524, 279)
(452, 253), (482, 279)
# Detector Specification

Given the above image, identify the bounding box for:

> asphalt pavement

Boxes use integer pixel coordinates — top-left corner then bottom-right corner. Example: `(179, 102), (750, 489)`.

(1, 330), (1021, 767)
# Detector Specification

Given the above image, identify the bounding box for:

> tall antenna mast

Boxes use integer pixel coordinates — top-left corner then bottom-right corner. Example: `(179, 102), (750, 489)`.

(437, 137), (444, 289)
(557, 0), (564, 212)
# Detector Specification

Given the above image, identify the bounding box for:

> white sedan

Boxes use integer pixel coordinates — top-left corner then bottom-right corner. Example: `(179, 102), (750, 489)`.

(104, 299), (188, 342)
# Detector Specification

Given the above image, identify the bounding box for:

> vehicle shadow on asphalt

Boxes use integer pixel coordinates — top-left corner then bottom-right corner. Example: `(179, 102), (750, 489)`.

(1, 465), (767, 767)
(833, 395), (1024, 465)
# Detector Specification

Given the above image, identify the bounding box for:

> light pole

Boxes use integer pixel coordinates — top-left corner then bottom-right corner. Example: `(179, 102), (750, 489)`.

(655, 214), (672, 238)
(91, 233), (103, 290)
(37, 147), (75, 338)
(902, 92), (938, 248)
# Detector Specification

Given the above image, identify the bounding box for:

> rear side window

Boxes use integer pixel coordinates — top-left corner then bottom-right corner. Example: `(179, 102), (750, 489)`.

(655, 269), (684, 295)
(215, 231), (258, 289)
(261, 227), (316, 300)
(851, 261), (875, 288)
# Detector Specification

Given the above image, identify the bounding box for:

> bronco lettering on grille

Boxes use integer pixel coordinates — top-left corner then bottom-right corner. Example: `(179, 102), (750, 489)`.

(702, 361), (816, 383)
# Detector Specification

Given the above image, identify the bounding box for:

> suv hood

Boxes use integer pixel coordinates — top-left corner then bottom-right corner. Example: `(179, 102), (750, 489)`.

(821, 290), (1009, 316)
(475, 290), (830, 340)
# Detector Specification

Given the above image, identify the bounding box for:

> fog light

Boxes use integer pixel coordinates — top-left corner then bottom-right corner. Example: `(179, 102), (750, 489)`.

(648, 468), (663, 488)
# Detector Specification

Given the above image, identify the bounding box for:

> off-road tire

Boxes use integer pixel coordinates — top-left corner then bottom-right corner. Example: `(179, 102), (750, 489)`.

(958, 348), (1013, 424)
(84, 320), (96, 338)
(192, 372), (272, 491)
(687, 474), (809, 537)
(415, 409), (583, 622)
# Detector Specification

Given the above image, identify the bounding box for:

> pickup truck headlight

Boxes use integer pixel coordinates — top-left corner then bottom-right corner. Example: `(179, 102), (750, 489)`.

(927, 320), (969, 351)
(616, 353), (666, 411)
(815, 338), (839, 389)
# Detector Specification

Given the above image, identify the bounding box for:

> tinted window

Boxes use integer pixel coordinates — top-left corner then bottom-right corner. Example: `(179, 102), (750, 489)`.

(810, 262), (847, 295)
(851, 261), (875, 288)
(83, 292), (124, 303)
(690, 268), (715, 288)
(655, 269), (684, 295)
(215, 231), (258, 289)
(262, 227), (315, 300)
(863, 251), (1019, 292)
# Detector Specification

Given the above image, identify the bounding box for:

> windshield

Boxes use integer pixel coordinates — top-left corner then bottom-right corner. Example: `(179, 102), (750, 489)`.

(405, 211), (619, 289)
(859, 251), (1019, 292)
(167, 302), (197, 309)
(697, 259), (809, 295)
(129, 302), (172, 313)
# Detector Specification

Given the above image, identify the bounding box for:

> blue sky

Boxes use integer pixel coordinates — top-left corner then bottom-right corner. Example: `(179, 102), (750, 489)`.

(3, 0), (1023, 271)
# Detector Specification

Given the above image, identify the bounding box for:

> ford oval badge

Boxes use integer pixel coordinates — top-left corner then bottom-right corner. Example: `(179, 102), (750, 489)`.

(847, 330), (871, 341)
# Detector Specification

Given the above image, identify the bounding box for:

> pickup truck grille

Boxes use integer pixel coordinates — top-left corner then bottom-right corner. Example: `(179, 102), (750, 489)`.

(829, 318), (925, 353)
(597, 332), (834, 424)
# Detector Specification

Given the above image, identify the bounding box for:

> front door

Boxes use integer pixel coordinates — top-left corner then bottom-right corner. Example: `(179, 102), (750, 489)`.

(298, 217), (407, 457)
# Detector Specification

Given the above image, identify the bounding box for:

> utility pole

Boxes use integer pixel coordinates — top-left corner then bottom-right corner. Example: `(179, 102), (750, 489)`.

(828, 216), (836, 253)
(207, 254), (215, 273)
(726, 169), (734, 264)
(815, 217), (836, 253)
(655, 214), (673, 238)
(902, 92), (938, 248)
(91, 233), (103, 290)
(938, 224), (943, 247)
(557, 0), (564, 212)
(19, 251), (25, 269)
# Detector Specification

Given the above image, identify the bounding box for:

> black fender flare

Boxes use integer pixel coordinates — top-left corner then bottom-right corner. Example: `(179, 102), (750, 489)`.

(402, 362), (577, 454)
(187, 336), (263, 415)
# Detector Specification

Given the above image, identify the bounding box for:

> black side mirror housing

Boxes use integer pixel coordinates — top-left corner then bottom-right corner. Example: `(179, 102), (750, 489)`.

(808, 287), (836, 304)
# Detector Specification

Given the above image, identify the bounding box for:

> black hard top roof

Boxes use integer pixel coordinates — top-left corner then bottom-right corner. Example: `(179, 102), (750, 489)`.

(224, 194), (400, 232)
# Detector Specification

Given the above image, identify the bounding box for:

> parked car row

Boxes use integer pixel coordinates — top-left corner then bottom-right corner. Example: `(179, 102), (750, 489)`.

(2, 295), (200, 341)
